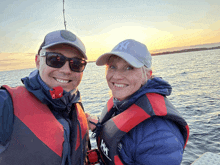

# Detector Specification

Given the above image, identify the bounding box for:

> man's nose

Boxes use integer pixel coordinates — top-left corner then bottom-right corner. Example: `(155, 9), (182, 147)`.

(59, 61), (72, 74)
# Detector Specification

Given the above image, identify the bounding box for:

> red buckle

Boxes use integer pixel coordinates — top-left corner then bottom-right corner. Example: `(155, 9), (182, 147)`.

(87, 149), (100, 165)
(49, 86), (63, 99)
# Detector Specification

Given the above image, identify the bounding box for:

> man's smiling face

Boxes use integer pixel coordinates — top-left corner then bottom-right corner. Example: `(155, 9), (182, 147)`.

(36, 44), (84, 92)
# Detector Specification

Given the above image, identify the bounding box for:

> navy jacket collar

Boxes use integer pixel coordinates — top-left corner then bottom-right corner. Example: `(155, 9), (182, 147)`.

(21, 69), (81, 113)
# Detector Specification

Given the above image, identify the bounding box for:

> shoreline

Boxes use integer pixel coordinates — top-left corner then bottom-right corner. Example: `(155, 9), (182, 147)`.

(151, 46), (220, 56)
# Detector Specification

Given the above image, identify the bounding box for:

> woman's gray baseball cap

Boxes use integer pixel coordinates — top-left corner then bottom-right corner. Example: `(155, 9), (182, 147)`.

(96, 39), (152, 68)
(38, 30), (87, 60)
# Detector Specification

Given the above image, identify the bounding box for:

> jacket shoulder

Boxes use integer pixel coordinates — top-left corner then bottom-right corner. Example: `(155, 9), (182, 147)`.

(0, 89), (14, 146)
(119, 116), (185, 165)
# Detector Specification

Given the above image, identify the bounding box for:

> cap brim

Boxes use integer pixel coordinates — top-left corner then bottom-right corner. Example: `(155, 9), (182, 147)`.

(42, 42), (87, 60)
(96, 51), (144, 68)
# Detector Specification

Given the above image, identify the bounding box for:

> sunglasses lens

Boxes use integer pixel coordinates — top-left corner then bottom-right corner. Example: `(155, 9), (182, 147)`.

(45, 52), (87, 72)
(46, 53), (65, 68)
(69, 58), (86, 72)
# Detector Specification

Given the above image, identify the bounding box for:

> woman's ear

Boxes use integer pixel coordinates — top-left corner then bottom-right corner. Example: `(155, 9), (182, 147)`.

(146, 69), (152, 79)
(142, 67), (152, 85)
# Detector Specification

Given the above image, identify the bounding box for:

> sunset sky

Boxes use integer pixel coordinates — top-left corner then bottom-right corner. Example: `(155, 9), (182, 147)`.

(0, 0), (220, 70)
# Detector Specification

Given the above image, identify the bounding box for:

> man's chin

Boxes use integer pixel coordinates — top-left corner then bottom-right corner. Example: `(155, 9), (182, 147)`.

(62, 87), (76, 93)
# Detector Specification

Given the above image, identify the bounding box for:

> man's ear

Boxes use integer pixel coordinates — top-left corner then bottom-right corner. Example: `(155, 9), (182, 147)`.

(35, 54), (40, 69)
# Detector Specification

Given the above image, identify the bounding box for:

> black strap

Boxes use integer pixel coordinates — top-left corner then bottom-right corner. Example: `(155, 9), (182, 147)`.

(89, 120), (102, 138)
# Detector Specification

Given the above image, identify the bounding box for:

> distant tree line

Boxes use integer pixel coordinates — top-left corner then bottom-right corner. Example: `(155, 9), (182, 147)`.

(151, 46), (220, 56)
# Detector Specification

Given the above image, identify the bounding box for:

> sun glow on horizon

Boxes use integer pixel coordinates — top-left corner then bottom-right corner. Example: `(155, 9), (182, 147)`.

(1, 19), (220, 71)
(83, 23), (220, 59)
(82, 23), (179, 60)
(0, 53), (36, 71)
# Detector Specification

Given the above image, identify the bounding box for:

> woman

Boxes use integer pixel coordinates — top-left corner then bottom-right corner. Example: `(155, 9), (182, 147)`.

(87, 39), (189, 165)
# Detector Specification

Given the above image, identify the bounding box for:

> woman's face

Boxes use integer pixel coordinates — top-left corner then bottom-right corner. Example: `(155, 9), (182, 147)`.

(106, 56), (148, 101)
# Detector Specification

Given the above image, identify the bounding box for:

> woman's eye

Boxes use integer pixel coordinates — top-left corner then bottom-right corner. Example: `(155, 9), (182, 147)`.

(126, 66), (133, 70)
(109, 65), (115, 69)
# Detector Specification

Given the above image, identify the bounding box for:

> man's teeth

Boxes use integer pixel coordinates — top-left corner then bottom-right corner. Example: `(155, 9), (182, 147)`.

(114, 83), (125, 88)
(56, 79), (69, 83)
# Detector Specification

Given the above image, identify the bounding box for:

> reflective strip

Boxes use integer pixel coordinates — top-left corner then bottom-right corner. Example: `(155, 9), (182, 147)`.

(114, 155), (123, 165)
(184, 125), (190, 148)
(107, 97), (114, 112)
(112, 104), (150, 133)
(147, 93), (167, 116)
(75, 103), (88, 151)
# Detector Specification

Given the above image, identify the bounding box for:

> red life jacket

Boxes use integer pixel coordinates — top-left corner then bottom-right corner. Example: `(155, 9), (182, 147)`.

(0, 85), (89, 165)
(96, 93), (189, 165)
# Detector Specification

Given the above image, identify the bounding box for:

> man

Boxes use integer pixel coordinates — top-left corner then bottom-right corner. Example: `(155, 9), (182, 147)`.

(0, 30), (89, 165)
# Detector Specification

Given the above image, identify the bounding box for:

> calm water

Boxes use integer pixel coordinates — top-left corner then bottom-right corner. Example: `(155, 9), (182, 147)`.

(0, 49), (220, 165)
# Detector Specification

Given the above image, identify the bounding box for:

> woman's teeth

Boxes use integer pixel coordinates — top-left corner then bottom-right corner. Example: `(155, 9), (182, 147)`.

(114, 83), (126, 88)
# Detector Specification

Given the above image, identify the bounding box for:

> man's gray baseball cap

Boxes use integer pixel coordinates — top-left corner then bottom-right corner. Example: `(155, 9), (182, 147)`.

(38, 30), (87, 60)
(96, 39), (151, 68)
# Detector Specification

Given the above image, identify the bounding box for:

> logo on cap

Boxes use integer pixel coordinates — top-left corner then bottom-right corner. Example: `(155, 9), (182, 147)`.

(114, 40), (130, 51)
(60, 30), (76, 42)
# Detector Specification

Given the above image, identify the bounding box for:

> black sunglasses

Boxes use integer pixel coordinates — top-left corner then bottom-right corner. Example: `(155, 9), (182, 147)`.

(40, 52), (87, 72)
